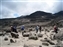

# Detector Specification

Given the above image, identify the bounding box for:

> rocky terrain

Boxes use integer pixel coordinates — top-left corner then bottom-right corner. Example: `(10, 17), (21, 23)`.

(0, 11), (63, 28)
(0, 11), (63, 47)
(0, 27), (63, 47)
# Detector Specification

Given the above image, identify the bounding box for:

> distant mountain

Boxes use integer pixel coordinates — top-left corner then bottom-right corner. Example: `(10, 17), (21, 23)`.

(54, 11), (63, 16)
(25, 11), (53, 18)
(0, 11), (63, 28)
(49, 11), (63, 26)
(24, 11), (54, 22)
(30, 11), (52, 17)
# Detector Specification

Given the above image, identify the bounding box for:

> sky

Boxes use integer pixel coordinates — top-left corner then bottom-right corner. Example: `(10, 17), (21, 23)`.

(0, 0), (63, 19)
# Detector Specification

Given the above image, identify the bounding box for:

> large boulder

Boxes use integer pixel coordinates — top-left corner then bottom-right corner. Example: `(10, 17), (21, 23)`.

(54, 30), (63, 40)
(45, 39), (55, 45)
(28, 31), (38, 40)
(24, 40), (42, 47)
(38, 33), (43, 37)
(24, 44), (42, 47)
(29, 36), (38, 40)
(42, 42), (49, 46)
(11, 32), (19, 38)
(22, 32), (30, 37)
(55, 40), (63, 47)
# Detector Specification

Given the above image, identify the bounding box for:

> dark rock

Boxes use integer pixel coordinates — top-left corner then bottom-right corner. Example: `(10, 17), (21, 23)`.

(4, 37), (8, 41)
(11, 32), (19, 38)
(40, 39), (46, 42)
(29, 28), (33, 31)
(0, 34), (3, 36)
(10, 39), (15, 43)
(44, 38), (47, 40)
(6, 30), (11, 33)
(42, 42), (49, 46)
(45, 39), (55, 45)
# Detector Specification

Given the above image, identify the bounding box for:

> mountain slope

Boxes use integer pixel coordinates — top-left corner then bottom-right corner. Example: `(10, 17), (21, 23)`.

(0, 11), (63, 27)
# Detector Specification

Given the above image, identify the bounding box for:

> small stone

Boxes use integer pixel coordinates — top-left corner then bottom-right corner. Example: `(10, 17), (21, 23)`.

(10, 39), (15, 43)
(8, 43), (10, 45)
(4, 37), (8, 41)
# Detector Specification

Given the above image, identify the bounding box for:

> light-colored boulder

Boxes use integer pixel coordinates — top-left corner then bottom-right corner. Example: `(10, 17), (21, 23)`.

(24, 40), (42, 47)
(29, 36), (38, 40)
(22, 33), (30, 37)
(38, 33), (43, 37)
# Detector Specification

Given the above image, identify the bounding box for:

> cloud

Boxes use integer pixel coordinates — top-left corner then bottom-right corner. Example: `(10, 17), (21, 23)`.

(1, 6), (16, 18)
(0, 0), (63, 19)
(2, 0), (62, 2)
